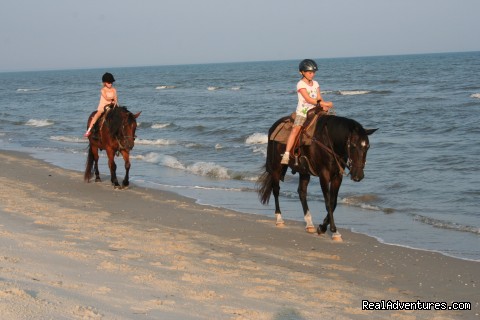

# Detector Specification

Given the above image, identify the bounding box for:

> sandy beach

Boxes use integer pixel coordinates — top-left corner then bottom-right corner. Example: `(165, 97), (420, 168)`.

(0, 150), (478, 319)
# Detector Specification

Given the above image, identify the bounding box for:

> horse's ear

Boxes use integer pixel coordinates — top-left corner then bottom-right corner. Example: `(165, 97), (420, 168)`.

(134, 111), (141, 119)
(365, 128), (378, 135)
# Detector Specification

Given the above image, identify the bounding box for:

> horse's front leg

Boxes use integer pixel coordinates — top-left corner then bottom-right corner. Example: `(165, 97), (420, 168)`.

(106, 149), (120, 189)
(318, 172), (331, 235)
(120, 150), (131, 188)
(328, 174), (343, 240)
(317, 172), (343, 241)
(298, 174), (315, 233)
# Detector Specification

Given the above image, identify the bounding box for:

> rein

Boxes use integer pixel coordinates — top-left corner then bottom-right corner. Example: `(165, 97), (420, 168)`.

(116, 117), (135, 151)
(311, 126), (351, 176)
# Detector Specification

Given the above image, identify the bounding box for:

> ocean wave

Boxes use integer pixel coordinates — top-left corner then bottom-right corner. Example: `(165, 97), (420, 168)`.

(25, 119), (54, 127)
(155, 85), (176, 90)
(251, 145), (267, 157)
(135, 180), (244, 193)
(151, 123), (171, 129)
(207, 86), (221, 91)
(471, 93), (480, 99)
(17, 88), (43, 92)
(340, 194), (382, 211)
(50, 136), (85, 143)
(230, 86), (241, 91)
(413, 214), (480, 235)
(134, 153), (231, 179)
(245, 132), (268, 145)
(338, 90), (371, 96)
(188, 162), (230, 179)
(136, 138), (175, 145)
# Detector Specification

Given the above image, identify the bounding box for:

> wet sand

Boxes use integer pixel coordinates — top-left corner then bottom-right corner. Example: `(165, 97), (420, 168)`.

(0, 150), (478, 319)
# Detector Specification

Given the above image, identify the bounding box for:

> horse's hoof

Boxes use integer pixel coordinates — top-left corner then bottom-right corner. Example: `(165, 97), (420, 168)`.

(276, 221), (285, 228)
(95, 178), (101, 182)
(305, 226), (316, 233)
(332, 233), (343, 242)
(113, 185), (121, 190)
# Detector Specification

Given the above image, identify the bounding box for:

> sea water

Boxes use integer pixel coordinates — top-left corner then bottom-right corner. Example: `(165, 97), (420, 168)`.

(1, 52), (479, 261)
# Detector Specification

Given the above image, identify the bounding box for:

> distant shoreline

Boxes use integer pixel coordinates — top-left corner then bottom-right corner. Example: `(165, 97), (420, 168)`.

(2, 50), (479, 73)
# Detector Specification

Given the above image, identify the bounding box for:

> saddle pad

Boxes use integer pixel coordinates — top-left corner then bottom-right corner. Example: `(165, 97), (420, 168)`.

(270, 120), (292, 144)
(270, 114), (320, 146)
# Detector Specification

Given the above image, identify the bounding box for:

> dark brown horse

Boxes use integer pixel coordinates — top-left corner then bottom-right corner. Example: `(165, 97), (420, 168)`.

(257, 114), (377, 240)
(84, 105), (141, 189)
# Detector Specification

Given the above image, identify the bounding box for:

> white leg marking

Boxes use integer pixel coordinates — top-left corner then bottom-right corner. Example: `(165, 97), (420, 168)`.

(275, 213), (285, 226)
(304, 211), (314, 228)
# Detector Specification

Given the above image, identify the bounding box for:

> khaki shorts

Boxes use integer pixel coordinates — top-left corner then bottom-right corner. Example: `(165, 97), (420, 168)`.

(293, 114), (307, 126)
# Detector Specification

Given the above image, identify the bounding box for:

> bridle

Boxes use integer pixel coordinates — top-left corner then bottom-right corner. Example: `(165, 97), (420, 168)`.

(116, 113), (136, 151)
(311, 127), (365, 177)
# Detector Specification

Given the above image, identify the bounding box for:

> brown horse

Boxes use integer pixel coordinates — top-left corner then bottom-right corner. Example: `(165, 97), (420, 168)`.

(84, 105), (141, 189)
(257, 114), (377, 240)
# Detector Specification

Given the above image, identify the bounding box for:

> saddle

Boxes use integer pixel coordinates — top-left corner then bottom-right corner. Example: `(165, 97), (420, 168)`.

(90, 104), (115, 140)
(270, 107), (325, 147)
(270, 108), (326, 177)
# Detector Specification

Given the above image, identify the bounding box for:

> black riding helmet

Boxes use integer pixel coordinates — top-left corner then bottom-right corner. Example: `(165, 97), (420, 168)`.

(299, 59), (318, 72)
(102, 72), (115, 83)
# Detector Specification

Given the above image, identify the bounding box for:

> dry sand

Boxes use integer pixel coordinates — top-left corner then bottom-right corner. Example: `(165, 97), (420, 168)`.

(0, 150), (478, 319)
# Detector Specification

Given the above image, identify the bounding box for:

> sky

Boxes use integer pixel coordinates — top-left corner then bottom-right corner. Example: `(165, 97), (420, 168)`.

(1, 0), (479, 72)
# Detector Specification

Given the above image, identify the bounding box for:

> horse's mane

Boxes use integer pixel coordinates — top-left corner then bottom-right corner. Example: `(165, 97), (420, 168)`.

(106, 106), (133, 137)
(318, 115), (365, 146)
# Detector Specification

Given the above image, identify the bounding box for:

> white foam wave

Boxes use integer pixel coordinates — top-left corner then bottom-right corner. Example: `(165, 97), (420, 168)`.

(245, 132), (268, 145)
(155, 85), (176, 90)
(17, 88), (42, 92)
(50, 136), (84, 143)
(341, 195), (382, 211)
(339, 90), (370, 96)
(136, 138), (175, 146)
(207, 86), (220, 91)
(187, 162), (230, 179)
(230, 86), (241, 91)
(25, 119), (54, 127)
(135, 153), (230, 179)
(413, 215), (480, 234)
(151, 123), (171, 129)
(185, 143), (203, 148)
(252, 145), (267, 157)
(471, 93), (480, 99)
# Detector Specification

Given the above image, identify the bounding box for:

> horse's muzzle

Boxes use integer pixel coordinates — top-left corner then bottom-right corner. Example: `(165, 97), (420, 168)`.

(350, 168), (364, 182)
(124, 139), (135, 151)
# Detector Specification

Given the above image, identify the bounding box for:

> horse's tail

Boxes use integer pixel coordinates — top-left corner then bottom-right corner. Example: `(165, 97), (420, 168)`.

(84, 144), (94, 182)
(256, 167), (273, 205)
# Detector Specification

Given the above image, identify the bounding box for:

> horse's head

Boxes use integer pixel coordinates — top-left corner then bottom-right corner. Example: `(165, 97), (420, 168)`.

(111, 107), (141, 151)
(347, 127), (377, 182)
(122, 110), (141, 151)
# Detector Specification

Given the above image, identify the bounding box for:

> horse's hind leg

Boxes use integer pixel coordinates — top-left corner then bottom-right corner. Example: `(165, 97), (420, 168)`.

(91, 146), (101, 182)
(272, 171), (285, 226)
(298, 174), (315, 233)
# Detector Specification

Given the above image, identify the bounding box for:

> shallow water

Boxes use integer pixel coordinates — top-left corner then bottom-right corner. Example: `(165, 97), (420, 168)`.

(1, 52), (479, 260)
